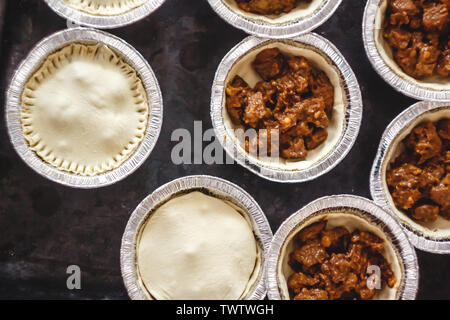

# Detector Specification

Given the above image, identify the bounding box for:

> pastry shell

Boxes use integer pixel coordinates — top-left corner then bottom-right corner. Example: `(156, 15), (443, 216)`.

(63, 0), (148, 16)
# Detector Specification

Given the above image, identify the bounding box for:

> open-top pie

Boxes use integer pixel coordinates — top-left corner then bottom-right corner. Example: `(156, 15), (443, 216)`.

(136, 191), (260, 300)
(223, 42), (346, 171)
(381, 107), (450, 240)
(20, 43), (149, 176)
(278, 212), (402, 300)
(224, 0), (324, 25)
(234, 0), (312, 16)
(64, 0), (148, 16)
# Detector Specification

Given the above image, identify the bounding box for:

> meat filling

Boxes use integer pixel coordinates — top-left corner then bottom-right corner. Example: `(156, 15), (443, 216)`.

(225, 48), (335, 160)
(383, 0), (450, 79)
(287, 221), (397, 300)
(386, 119), (450, 222)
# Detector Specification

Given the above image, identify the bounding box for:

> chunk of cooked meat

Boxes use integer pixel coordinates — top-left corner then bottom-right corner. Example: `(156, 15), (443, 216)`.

(305, 128), (328, 150)
(386, 27), (412, 49)
(422, 3), (449, 32)
(383, 0), (450, 79)
(387, 120), (450, 222)
(430, 173), (450, 209)
(288, 272), (319, 294)
(420, 160), (445, 188)
(225, 48), (336, 160)
(437, 47), (450, 76)
(297, 98), (330, 128)
(438, 118), (450, 139)
(320, 226), (349, 249)
(390, 0), (420, 16)
(310, 71), (335, 114)
(351, 231), (384, 253)
(280, 136), (308, 159)
(288, 221), (397, 300)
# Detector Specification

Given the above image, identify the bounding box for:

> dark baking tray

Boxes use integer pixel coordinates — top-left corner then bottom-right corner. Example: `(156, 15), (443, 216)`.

(0, 0), (449, 299)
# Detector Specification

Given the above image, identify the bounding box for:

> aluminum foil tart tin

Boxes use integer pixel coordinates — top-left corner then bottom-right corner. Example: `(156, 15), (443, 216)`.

(363, 0), (450, 101)
(266, 195), (419, 300)
(44, 0), (166, 29)
(207, 0), (342, 38)
(120, 175), (273, 300)
(5, 28), (163, 189)
(211, 34), (363, 183)
(371, 101), (450, 254)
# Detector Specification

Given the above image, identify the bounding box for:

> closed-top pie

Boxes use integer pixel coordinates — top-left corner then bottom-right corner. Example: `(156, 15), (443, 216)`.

(20, 43), (149, 176)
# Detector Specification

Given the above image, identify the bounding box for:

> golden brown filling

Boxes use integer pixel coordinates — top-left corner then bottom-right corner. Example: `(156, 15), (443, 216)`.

(225, 48), (335, 160)
(386, 119), (450, 222)
(383, 0), (450, 79)
(287, 221), (397, 300)
(235, 0), (312, 15)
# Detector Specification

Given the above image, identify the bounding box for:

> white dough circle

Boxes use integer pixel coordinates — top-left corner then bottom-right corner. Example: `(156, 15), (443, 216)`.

(64, 0), (148, 16)
(136, 191), (259, 300)
(20, 43), (149, 176)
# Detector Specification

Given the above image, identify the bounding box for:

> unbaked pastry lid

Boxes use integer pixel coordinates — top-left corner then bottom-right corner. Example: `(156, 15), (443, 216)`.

(266, 195), (419, 300)
(44, 0), (166, 29)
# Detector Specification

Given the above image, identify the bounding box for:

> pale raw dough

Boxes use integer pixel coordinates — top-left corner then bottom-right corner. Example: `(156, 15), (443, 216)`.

(64, 0), (147, 16)
(277, 212), (403, 300)
(223, 0), (324, 25)
(381, 108), (450, 240)
(136, 191), (259, 300)
(374, 0), (450, 91)
(223, 40), (347, 171)
(21, 43), (149, 176)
